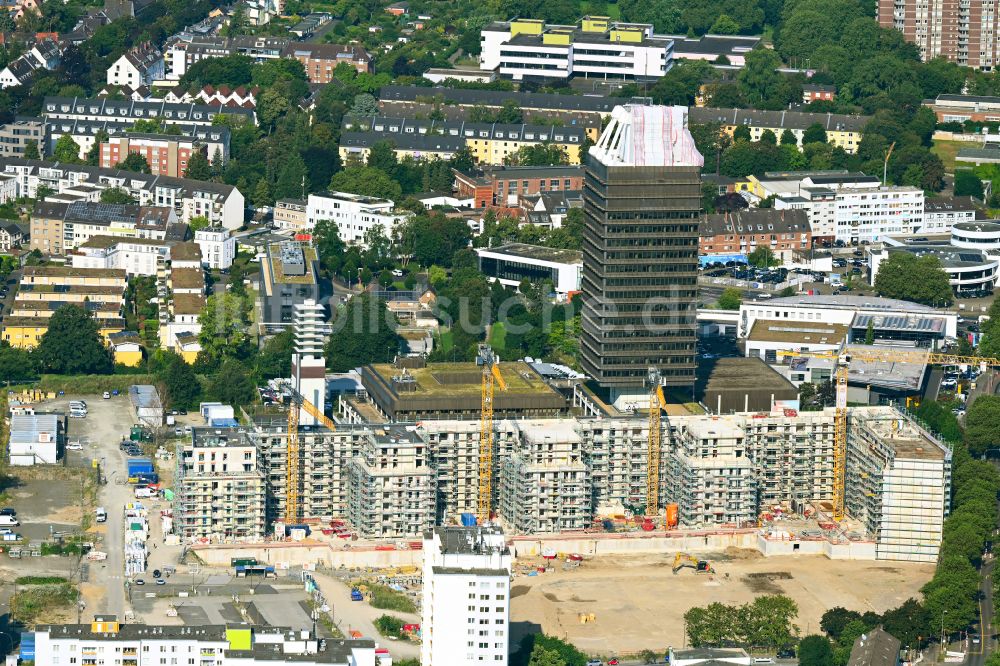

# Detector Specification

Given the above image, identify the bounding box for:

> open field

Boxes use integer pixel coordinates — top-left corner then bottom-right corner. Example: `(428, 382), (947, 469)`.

(931, 139), (967, 173)
(510, 550), (935, 657)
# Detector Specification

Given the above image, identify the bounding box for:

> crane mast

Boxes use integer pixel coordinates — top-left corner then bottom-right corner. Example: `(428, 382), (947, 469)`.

(477, 344), (506, 524)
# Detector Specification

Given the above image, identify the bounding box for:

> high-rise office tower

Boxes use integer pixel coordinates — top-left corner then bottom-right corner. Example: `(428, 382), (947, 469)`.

(579, 104), (703, 407)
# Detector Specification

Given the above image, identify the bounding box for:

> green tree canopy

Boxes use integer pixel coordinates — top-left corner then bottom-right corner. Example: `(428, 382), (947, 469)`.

(963, 395), (1000, 458)
(798, 635), (834, 666)
(330, 166), (403, 201)
(157, 353), (202, 409)
(873, 252), (953, 306)
(36, 305), (113, 375)
(99, 187), (137, 204)
(0, 341), (37, 383)
(206, 358), (257, 407)
(326, 294), (402, 372)
(953, 170), (985, 199)
(53, 134), (81, 162)
(117, 152), (151, 174)
(717, 287), (743, 310)
(184, 150), (213, 180)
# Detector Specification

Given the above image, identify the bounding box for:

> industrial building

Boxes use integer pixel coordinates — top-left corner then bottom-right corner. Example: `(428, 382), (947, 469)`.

(128, 385), (164, 427)
(579, 104), (703, 405)
(8, 414), (62, 465)
(421, 525), (512, 666)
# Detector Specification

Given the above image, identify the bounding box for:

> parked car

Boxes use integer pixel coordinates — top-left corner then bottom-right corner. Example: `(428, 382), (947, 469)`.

(103, 391), (111, 399)
(133, 579), (145, 586)
(0, 508), (16, 517)
(66, 441), (82, 450)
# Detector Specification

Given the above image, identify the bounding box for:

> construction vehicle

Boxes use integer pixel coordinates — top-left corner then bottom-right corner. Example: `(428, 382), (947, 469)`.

(350, 588), (363, 601)
(644, 368), (667, 531)
(477, 344), (507, 524)
(778, 347), (1000, 521)
(285, 384), (336, 524)
(672, 552), (713, 574)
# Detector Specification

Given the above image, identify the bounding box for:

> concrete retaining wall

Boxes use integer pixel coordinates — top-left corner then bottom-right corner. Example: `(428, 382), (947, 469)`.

(192, 542), (422, 569)
(757, 535), (877, 560)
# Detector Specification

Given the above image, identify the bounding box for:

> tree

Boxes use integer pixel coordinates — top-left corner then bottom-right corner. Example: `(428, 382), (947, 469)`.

(257, 88), (290, 128)
(780, 129), (798, 146)
(185, 151), (213, 180)
(256, 328), (294, 380)
(733, 125), (753, 143)
(503, 143), (569, 167)
(802, 123), (828, 145)
(717, 287), (743, 310)
(738, 48), (784, 107)
(351, 93), (379, 116)
(117, 152), (151, 174)
(53, 135), (81, 162)
(158, 354), (201, 409)
(759, 129), (777, 145)
(35, 305), (113, 375)
(799, 635), (834, 666)
(864, 320), (875, 345)
(326, 294), (402, 372)
(0, 342), (36, 383)
(820, 608), (862, 641)
(86, 129), (108, 165)
(710, 13), (741, 34)
(497, 98), (524, 124)
(188, 215), (210, 232)
(406, 213), (473, 268)
(874, 252), (953, 306)
(954, 170), (985, 199)
(206, 359), (257, 407)
(330, 166), (403, 201)
(197, 293), (252, 368)
(99, 187), (137, 204)
(23, 139), (40, 160)
(963, 395), (1000, 458)
(528, 646), (567, 666)
(748, 247), (777, 267)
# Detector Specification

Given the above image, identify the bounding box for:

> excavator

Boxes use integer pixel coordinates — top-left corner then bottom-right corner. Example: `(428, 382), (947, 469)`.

(672, 552), (713, 574)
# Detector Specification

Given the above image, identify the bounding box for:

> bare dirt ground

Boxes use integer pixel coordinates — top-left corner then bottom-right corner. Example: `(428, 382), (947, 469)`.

(509, 550), (935, 657)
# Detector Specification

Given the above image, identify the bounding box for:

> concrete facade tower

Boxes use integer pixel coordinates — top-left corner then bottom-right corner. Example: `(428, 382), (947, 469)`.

(292, 299), (327, 425)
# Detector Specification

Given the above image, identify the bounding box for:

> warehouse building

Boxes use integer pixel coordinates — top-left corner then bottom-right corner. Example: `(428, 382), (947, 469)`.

(128, 384), (164, 427)
(9, 414), (62, 465)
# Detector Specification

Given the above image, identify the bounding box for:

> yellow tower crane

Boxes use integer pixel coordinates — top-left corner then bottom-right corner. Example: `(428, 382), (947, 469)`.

(477, 344), (507, 524)
(285, 387), (336, 524)
(779, 347), (1000, 521)
(647, 368), (667, 527)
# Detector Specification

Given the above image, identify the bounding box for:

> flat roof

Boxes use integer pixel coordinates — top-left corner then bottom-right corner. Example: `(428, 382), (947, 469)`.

(170, 268), (205, 290)
(368, 361), (555, 397)
(756, 294), (947, 314)
(703, 357), (798, 391)
(479, 242), (582, 264)
(22, 265), (127, 280)
(887, 244), (994, 268)
(78, 235), (168, 249)
(844, 344), (927, 391)
(170, 241), (202, 261)
(748, 319), (848, 345)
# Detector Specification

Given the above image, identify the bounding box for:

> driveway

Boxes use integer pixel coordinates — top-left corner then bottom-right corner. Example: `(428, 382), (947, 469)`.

(310, 571), (421, 660)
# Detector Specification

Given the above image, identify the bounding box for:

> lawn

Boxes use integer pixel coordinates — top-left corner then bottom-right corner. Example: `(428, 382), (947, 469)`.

(578, 1), (621, 18)
(437, 328), (454, 354)
(931, 139), (968, 174)
(488, 321), (507, 351)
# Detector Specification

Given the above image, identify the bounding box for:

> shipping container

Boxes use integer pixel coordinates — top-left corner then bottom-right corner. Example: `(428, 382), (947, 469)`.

(127, 458), (154, 475)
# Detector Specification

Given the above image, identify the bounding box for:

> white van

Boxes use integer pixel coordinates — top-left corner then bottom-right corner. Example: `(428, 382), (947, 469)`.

(69, 400), (87, 409)
(0, 515), (20, 526)
(95, 507), (107, 523)
(69, 409), (87, 418)
(134, 487), (153, 499)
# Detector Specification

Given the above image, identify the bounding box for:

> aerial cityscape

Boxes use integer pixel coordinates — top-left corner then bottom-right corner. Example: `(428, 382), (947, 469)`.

(0, 0), (999, 664)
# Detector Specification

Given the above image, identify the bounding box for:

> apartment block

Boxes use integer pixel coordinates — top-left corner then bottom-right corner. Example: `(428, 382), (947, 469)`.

(174, 428), (266, 542)
(4, 158), (245, 230)
(347, 425), (437, 539)
(194, 226), (236, 269)
(454, 165), (584, 208)
(258, 241), (320, 333)
(107, 42), (164, 87)
(421, 525), (512, 666)
(305, 190), (408, 244)
(699, 209), (811, 261)
(274, 198), (307, 231)
(2, 265), (127, 348)
(499, 420), (591, 533)
(31, 200), (178, 256)
(42, 96), (255, 128)
(847, 410), (950, 562)
(283, 43), (372, 82)
(31, 622), (380, 666)
(70, 236), (169, 276)
(480, 17), (674, 81)
(0, 119), (46, 158)
(341, 115), (591, 166)
(48, 120), (229, 164)
(100, 133), (207, 178)
(878, 0), (1000, 68)
(164, 35), (289, 80)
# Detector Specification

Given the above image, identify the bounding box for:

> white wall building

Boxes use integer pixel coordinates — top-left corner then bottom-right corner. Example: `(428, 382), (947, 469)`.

(9, 414), (60, 465)
(835, 186), (925, 243)
(476, 243), (582, 294)
(480, 19), (673, 81)
(847, 411), (950, 563)
(738, 294), (958, 345)
(194, 226), (237, 269)
(421, 525), (512, 666)
(951, 220), (1000, 254)
(871, 245), (999, 294)
(30, 622), (381, 666)
(107, 44), (165, 88)
(71, 236), (169, 276)
(305, 191), (408, 245)
(0, 157), (245, 230)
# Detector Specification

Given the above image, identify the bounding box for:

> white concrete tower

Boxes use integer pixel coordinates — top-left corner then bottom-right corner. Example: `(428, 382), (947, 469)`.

(292, 299), (327, 426)
(421, 525), (512, 666)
